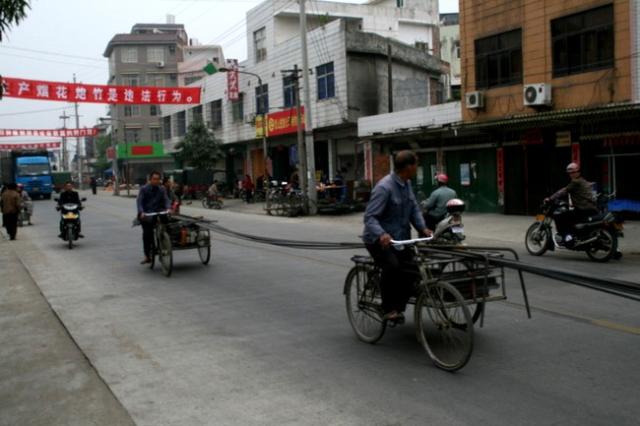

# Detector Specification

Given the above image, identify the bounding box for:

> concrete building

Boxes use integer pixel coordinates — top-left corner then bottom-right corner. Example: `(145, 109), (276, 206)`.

(103, 20), (223, 184)
(439, 13), (460, 100)
(453, 0), (638, 214)
(162, 0), (448, 192)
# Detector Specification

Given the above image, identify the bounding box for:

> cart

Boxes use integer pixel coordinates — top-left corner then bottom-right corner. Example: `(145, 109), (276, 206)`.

(344, 237), (530, 372)
(147, 212), (212, 277)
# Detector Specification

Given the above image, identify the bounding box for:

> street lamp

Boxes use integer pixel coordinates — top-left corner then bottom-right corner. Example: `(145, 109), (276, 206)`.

(219, 67), (269, 185)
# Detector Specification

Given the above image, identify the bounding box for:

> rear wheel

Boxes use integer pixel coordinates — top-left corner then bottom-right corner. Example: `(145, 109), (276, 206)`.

(415, 281), (474, 372)
(197, 230), (211, 265)
(158, 230), (173, 277)
(345, 265), (386, 344)
(586, 228), (617, 263)
(525, 222), (550, 256)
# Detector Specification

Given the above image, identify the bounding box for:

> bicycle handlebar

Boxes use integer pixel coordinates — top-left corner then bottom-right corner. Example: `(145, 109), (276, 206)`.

(391, 236), (434, 246)
(143, 210), (170, 216)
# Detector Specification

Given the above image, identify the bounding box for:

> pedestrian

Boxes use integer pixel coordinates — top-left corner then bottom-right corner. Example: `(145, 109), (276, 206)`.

(90, 177), (97, 195)
(1, 183), (22, 240)
(242, 174), (254, 203)
(362, 151), (431, 324)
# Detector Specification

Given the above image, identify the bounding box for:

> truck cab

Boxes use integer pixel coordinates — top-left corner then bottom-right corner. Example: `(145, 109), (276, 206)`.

(15, 155), (53, 199)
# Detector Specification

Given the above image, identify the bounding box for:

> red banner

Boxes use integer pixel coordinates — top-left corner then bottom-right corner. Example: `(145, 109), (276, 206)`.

(496, 147), (505, 206)
(1, 76), (201, 104)
(0, 128), (97, 137)
(226, 59), (239, 101)
(131, 145), (154, 156)
(265, 107), (305, 137)
(571, 143), (580, 165)
(0, 142), (61, 150)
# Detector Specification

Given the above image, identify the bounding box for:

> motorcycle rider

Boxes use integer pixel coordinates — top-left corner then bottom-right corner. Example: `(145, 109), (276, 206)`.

(57, 181), (83, 238)
(546, 162), (597, 245)
(421, 174), (457, 232)
(17, 184), (33, 225)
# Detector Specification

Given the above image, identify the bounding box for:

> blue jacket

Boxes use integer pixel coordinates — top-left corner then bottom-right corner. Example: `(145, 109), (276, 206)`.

(136, 184), (171, 215)
(362, 173), (426, 244)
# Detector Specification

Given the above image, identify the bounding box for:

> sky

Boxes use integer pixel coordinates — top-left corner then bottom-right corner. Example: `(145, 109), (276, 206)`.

(0, 0), (459, 147)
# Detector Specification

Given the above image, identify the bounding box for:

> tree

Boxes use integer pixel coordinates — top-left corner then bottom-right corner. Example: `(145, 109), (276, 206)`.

(0, 0), (31, 41)
(174, 120), (223, 172)
(92, 135), (112, 174)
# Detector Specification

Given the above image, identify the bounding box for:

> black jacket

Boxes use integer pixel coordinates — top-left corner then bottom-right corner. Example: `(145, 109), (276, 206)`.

(58, 190), (81, 207)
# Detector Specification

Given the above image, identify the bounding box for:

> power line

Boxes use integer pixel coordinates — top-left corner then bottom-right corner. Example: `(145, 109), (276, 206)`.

(0, 45), (106, 62)
(0, 106), (74, 117)
(0, 51), (106, 70)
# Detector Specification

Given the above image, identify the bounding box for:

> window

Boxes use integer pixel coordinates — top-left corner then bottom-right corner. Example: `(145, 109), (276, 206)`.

(231, 93), (244, 123)
(283, 76), (296, 108)
(121, 47), (138, 63)
(184, 75), (202, 85)
(150, 105), (159, 116)
(316, 62), (335, 100)
(255, 84), (269, 115)
(551, 4), (614, 77)
(124, 128), (140, 143)
(254, 27), (267, 62)
(191, 105), (203, 123)
(475, 29), (522, 89)
(147, 46), (165, 63)
(209, 99), (222, 129)
(455, 40), (461, 59)
(124, 105), (140, 117)
(176, 111), (186, 136)
(121, 74), (139, 87)
(163, 116), (172, 139)
(397, 0), (404, 7)
(147, 74), (165, 87)
(150, 127), (161, 142)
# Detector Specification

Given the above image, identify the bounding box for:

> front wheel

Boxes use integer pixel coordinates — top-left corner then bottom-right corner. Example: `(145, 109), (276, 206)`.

(415, 281), (474, 372)
(344, 265), (386, 344)
(157, 230), (173, 277)
(586, 228), (618, 263)
(67, 226), (74, 250)
(201, 198), (210, 209)
(525, 222), (550, 256)
(197, 230), (211, 265)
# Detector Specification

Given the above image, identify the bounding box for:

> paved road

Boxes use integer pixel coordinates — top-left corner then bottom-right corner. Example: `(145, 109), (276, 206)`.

(9, 194), (640, 426)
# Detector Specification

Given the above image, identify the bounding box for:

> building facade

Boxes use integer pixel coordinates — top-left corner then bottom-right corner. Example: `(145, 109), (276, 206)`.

(103, 21), (223, 184)
(162, 0), (448, 191)
(439, 13), (461, 100)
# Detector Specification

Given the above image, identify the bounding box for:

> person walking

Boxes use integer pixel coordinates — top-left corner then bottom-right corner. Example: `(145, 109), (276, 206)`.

(1, 183), (22, 240)
(90, 177), (98, 195)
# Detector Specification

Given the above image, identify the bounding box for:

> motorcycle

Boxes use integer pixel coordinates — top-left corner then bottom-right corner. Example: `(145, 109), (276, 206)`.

(201, 193), (223, 210)
(55, 197), (86, 249)
(428, 198), (467, 245)
(17, 200), (33, 227)
(525, 195), (623, 262)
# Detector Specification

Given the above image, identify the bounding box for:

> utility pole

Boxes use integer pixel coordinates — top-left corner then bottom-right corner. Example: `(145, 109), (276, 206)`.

(59, 111), (70, 171)
(73, 74), (82, 189)
(387, 41), (393, 113)
(292, 65), (307, 195)
(299, 0), (317, 214)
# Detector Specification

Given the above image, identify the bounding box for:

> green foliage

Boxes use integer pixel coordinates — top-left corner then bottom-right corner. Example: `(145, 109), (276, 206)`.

(174, 119), (223, 172)
(0, 0), (31, 41)
(92, 135), (112, 173)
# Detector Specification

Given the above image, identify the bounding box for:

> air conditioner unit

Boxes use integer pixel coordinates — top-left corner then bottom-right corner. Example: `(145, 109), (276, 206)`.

(245, 113), (256, 124)
(156, 61), (165, 68)
(523, 83), (552, 106)
(465, 91), (484, 109)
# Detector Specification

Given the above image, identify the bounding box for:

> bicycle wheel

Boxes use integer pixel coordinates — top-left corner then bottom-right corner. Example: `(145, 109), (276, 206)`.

(415, 281), (474, 372)
(439, 261), (485, 324)
(344, 265), (386, 344)
(197, 229), (211, 265)
(201, 198), (209, 209)
(158, 231), (173, 277)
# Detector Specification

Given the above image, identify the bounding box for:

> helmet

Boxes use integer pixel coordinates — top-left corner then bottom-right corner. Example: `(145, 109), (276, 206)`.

(436, 174), (449, 184)
(17, 183), (24, 189)
(446, 198), (465, 214)
(566, 162), (580, 173)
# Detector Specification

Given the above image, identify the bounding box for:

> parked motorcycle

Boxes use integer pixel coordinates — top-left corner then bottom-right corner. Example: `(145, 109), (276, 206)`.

(429, 198), (467, 244)
(55, 197), (86, 249)
(525, 195), (623, 262)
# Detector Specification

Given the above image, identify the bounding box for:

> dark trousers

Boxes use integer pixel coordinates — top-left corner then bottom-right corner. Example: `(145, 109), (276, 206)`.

(424, 213), (445, 232)
(366, 241), (416, 314)
(3, 213), (18, 240)
(141, 220), (155, 258)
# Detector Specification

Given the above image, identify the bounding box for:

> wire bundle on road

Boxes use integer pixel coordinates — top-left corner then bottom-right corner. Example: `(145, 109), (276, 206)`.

(174, 214), (640, 302)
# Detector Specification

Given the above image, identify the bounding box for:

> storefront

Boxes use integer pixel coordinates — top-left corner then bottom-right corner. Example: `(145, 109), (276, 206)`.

(116, 142), (174, 186)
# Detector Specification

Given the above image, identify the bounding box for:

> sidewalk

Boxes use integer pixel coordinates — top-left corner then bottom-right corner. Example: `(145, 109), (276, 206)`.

(0, 238), (135, 426)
